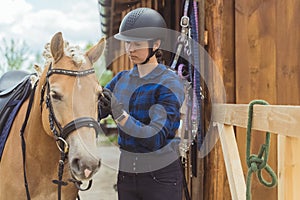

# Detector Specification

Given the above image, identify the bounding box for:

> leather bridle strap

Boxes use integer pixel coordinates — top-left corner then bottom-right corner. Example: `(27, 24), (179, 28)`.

(47, 68), (95, 77)
(61, 117), (101, 140)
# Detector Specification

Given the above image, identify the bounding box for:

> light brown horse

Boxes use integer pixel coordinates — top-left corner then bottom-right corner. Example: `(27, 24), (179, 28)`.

(0, 32), (105, 199)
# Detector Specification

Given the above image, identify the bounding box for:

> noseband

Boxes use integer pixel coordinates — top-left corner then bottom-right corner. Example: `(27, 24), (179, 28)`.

(40, 63), (101, 199)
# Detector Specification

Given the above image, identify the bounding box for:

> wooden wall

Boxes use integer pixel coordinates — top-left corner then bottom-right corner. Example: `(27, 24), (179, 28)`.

(235, 0), (277, 199)
(190, 0), (300, 199)
(235, 0), (300, 199)
(276, 1), (300, 199)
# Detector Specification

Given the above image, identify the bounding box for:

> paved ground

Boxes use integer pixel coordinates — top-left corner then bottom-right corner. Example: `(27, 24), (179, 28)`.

(79, 138), (120, 200)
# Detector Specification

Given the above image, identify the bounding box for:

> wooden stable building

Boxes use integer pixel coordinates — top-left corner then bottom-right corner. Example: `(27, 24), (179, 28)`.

(98, 0), (300, 199)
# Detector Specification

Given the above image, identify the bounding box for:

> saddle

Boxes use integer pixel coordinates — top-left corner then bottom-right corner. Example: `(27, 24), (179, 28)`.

(0, 70), (34, 160)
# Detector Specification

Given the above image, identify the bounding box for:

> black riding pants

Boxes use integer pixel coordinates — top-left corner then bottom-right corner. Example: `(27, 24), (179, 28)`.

(117, 160), (183, 200)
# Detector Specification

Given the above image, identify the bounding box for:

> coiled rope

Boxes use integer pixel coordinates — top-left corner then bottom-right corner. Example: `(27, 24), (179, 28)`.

(246, 100), (278, 200)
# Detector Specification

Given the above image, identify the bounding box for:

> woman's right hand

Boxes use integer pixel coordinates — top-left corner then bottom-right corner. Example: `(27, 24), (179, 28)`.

(99, 88), (124, 120)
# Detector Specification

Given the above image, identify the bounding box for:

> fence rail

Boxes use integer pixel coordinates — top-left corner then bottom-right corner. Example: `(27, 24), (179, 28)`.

(212, 104), (300, 138)
(212, 103), (300, 200)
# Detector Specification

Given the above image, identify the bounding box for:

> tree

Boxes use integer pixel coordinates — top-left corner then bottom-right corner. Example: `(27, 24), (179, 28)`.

(0, 38), (32, 75)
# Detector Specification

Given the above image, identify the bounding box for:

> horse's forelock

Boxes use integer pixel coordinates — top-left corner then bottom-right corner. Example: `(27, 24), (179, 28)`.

(65, 45), (86, 67)
(43, 43), (53, 67)
(42, 40), (86, 68)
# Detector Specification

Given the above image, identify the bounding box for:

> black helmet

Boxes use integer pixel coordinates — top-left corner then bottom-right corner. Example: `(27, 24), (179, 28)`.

(114, 7), (167, 41)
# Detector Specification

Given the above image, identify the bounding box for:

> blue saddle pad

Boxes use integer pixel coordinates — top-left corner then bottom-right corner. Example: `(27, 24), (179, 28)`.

(0, 72), (33, 161)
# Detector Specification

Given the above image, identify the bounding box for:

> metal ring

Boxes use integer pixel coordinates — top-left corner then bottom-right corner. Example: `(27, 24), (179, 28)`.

(56, 137), (69, 153)
(75, 180), (93, 191)
(180, 16), (190, 28)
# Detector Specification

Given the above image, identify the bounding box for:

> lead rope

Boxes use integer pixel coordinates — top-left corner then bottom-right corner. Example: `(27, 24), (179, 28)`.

(175, 1), (203, 199)
(191, 0), (199, 126)
(246, 100), (277, 200)
(191, 0), (203, 144)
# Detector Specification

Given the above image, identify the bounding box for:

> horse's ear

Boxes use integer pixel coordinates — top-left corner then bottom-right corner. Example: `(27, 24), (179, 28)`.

(86, 37), (106, 64)
(34, 64), (43, 77)
(50, 32), (64, 63)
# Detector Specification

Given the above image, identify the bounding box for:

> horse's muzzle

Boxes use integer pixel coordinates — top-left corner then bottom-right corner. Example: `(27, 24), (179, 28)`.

(70, 157), (101, 180)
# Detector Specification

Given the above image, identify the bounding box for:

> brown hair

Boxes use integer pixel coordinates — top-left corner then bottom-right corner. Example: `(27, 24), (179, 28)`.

(155, 49), (164, 63)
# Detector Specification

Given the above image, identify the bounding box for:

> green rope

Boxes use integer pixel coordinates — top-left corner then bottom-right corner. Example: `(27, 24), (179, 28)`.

(246, 100), (277, 200)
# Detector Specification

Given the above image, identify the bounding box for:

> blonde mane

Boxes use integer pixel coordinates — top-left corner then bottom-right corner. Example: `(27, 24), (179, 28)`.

(42, 40), (86, 68)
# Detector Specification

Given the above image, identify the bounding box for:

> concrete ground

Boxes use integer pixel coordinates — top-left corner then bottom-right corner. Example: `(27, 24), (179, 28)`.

(79, 137), (120, 200)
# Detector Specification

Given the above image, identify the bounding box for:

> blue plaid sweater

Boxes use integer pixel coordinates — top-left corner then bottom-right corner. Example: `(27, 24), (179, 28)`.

(105, 64), (184, 153)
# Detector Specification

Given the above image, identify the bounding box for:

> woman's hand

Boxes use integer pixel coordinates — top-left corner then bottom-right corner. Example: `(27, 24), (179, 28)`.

(99, 88), (124, 120)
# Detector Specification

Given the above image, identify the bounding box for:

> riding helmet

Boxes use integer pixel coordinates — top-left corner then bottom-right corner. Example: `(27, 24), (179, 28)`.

(114, 7), (167, 42)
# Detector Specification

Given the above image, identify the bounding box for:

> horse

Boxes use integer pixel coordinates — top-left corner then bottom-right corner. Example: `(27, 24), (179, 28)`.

(0, 32), (105, 199)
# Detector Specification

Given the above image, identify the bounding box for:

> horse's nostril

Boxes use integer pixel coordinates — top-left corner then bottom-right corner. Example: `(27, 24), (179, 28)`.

(71, 158), (81, 172)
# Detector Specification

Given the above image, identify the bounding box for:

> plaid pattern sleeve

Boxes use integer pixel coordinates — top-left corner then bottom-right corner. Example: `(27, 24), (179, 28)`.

(106, 64), (185, 153)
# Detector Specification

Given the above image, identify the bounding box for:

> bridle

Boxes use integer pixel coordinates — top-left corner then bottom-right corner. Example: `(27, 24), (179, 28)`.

(21, 63), (101, 200)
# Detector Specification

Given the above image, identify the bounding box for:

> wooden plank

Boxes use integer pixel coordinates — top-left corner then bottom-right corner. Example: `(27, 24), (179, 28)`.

(217, 124), (246, 200)
(278, 136), (300, 200)
(235, 0), (278, 199)
(276, 0), (300, 199)
(212, 104), (300, 138)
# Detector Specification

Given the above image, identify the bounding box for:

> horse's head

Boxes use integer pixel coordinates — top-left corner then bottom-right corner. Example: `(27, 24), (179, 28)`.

(40, 32), (105, 181)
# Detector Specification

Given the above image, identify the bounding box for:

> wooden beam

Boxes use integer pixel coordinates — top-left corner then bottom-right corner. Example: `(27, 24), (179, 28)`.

(217, 124), (246, 200)
(212, 104), (300, 138)
(205, 0), (232, 198)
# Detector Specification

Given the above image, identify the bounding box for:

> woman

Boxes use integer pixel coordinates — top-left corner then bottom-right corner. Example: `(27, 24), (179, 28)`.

(99, 7), (185, 200)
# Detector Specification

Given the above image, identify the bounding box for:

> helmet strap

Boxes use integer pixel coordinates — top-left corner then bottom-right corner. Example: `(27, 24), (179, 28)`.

(141, 48), (158, 65)
(141, 40), (159, 65)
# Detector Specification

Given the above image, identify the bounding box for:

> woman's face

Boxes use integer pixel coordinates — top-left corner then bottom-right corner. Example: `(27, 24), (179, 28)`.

(125, 41), (149, 64)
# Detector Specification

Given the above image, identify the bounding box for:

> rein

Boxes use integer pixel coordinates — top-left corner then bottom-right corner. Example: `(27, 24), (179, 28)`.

(21, 63), (101, 200)
(20, 80), (38, 200)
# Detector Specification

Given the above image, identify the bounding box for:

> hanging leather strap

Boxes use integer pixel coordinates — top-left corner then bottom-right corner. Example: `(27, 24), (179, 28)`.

(20, 81), (38, 200)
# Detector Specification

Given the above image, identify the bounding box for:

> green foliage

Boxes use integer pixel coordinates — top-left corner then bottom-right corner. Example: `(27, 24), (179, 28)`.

(84, 42), (93, 50)
(99, 69), (113, 86)
(100, 115), (116, 126)
(107, 134), (118, 144)
(0, 38), (32, 75)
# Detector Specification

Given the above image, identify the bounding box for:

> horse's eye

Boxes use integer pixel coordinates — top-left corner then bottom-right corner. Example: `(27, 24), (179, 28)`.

(51, 92), (63, 101)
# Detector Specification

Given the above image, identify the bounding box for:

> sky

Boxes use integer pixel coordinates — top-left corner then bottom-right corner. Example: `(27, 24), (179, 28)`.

(0, 0), (103, 55)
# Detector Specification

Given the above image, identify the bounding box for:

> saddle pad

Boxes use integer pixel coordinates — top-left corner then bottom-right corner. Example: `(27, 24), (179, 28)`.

(0, 76), (33, 161)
